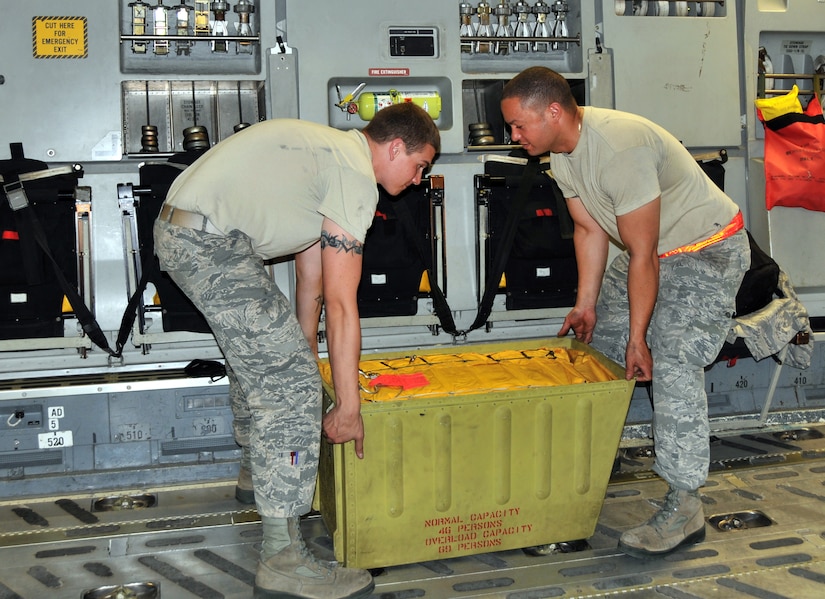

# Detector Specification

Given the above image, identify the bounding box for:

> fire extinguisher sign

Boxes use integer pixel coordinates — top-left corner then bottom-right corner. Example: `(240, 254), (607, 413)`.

(368, 68), (410, 77)
(32, 16), (88, 59)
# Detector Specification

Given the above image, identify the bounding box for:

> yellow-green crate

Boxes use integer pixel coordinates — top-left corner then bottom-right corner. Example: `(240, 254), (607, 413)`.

(316, 337), (634, 569)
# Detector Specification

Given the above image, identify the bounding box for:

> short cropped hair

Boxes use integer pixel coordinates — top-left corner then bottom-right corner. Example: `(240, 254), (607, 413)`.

(501, 66), (578, 113)
(363, 102), (441, 155)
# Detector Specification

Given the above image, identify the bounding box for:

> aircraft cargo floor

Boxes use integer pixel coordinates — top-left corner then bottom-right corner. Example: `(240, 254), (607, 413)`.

(1, 426), (825, 598)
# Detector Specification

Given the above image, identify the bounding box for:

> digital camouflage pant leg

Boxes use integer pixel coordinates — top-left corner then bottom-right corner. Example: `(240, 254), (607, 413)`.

(591, 229), (750, 490)
(154, 219), (322, 518)
(226, 363), (253, 473)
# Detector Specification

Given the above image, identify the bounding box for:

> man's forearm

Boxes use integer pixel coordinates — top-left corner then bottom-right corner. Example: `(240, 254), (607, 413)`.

(573, 228), (608, 308)
(626, 253), (658, 344)
(324, 302), (363, 411)
(295, 290), (322, 357)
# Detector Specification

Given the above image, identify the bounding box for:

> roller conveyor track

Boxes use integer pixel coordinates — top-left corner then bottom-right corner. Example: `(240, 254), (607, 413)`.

(1, 427), (825, 598)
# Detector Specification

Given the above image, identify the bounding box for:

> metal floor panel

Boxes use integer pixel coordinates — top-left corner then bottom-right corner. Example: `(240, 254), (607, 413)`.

(2, 430), (825, 598)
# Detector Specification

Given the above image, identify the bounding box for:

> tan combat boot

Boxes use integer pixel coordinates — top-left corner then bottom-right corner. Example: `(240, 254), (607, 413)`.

(235, 465), (255, 505)
(254, 517), (374, 599)
(618, 487), (705, 559)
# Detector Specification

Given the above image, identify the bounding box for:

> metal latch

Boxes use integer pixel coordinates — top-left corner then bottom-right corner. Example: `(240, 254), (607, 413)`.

(792, 330), (811, 345)
(3, 180), (29, 211)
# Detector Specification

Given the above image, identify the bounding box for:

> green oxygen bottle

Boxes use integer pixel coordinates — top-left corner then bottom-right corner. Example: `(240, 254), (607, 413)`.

(356, 89), (442, 121)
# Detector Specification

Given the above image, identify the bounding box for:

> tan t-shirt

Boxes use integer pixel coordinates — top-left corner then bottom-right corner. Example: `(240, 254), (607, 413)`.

(550, 107), (739, 255)
(164, 119), (377, 260)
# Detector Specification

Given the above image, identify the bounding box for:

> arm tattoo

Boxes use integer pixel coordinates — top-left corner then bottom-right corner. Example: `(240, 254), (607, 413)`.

(321, 230), (363, 255)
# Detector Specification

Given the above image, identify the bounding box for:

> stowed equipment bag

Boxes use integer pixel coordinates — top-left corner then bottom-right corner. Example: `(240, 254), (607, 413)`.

(357, 183), (434, 318)
(756, 90), (825, 211)
(0, 143), (85, 340)
(735, 231), (780, 319)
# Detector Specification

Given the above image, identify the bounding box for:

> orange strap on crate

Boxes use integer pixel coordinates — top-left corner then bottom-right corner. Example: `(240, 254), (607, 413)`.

(368, 373), (430, 390)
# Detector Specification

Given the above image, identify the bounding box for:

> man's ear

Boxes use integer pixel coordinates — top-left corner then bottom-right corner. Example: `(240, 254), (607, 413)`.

(389, 137), (405, 160)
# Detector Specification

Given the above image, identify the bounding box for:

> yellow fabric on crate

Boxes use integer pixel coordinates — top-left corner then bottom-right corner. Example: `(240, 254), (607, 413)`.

(318, 347), (618, 403)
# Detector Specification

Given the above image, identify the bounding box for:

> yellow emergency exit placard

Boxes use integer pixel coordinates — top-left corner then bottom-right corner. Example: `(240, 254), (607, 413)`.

(32, 17), (88, 58)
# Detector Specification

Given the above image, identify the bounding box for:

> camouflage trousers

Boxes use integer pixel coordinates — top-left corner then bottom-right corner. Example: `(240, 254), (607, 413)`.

(154, 219), (321, 518)
(591, 229), (750, 490)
